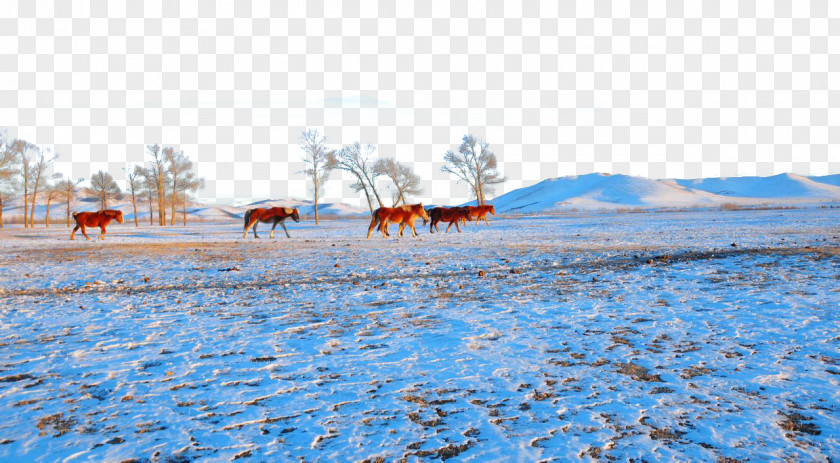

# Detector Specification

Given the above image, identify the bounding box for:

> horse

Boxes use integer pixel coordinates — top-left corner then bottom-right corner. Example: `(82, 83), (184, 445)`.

(428, 207), (472, 234)
(243, 207), (300, 239)
(366, 204), (430, 239)
(464, 204), (496, 225)
(70, 210), (124, 241)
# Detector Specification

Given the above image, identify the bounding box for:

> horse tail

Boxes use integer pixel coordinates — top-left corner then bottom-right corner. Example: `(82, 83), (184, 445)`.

(371, 208), (381, 229)
(243, 209), (252, 230)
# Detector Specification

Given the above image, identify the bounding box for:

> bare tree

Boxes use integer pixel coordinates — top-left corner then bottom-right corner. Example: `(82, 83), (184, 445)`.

(442, 134), (504, 205)
(164, 148), (194, 226)
(90, 170), (121, 210)
(137, 166), (155, 225)
(43, 177), (63, 228)
(328, 142), (384, 214)
(125, 165), (144, 227)
(145, 144), (169, 226)
(374, 158), (423, 206)
(0, 134), (17, 228)
(299, 129), (335, 225)
(54, 176), (83, 227)
(13, 139), (52, 228)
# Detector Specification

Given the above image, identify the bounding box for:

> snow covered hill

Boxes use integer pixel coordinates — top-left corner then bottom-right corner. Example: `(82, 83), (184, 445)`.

(489, 173), (840, 213)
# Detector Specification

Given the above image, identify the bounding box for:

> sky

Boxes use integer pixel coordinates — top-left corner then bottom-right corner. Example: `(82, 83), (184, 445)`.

(1, 0), (839, 206)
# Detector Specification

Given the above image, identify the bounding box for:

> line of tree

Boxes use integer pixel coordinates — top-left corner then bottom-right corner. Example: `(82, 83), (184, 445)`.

(128, 144), (204, 227)
(0, 133), (204, 228)
(302, 129), (427, 221)
(0, 133), (59, 228)
(315, 130), (504, 219)
(1, 129), (502, 227)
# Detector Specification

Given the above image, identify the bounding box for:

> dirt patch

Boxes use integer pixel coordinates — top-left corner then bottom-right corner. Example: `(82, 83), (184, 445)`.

(615, 363), (663, 382)
(778, 412), (821, 436)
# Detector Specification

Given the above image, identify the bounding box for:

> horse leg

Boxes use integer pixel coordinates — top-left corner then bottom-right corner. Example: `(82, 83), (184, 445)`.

(71, 224), (79, 240)
(434, 221), (441, 233)
(483, 215), (491, 226)
(100, 225), (106, 240)
(381, 220), (391, 238)
(367, 215), (379, 239)
(243, 218), (256, 238)
(280, 220), (290, 238)
(270, 219), (278, 239)
(398, 222), (406, 238)
(409, 219), (418, 237)
(446, 221), (454, 233)
(81, 224), (90, 241)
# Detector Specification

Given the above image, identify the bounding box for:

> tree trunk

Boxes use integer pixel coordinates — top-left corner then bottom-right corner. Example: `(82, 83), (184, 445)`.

(0, 200), (4, 228)
(45, 199), (51, 227)
(23, 189), (29, 229)
(362, 185), (373, 215)
(170, 183), (176, 226)
(159, 187), (166, 226)
(100, 190), (106, 210)
(66, 198), (71, 227)
(364, 173), (384, 207)
(182, 193), (187, 226)
(29, 191), (37, 228)
(156, 172), (165, 226)
(147, 191), (154, 225)
(131, 192), (138, 226)
(313, 172), (320, 225)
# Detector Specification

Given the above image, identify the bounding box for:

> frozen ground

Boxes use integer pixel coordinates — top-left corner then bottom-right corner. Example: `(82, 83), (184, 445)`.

(0, 209), (838, 462)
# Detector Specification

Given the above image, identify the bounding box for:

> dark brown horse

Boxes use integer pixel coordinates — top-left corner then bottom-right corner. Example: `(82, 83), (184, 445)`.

(243, 207), (300, 238)
(70, 210), (124, 241)
(428, 207), (472, 234)
(464, 204), (496, 225)
(367, 204), (430, 239)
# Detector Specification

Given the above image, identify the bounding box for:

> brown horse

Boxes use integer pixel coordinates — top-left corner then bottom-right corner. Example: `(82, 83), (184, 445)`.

(367, 204), (430, 239)
(243, 207), (300, 238)
(464, 204), (496, 225)
(428, 207), (472, 234)
(70, 210), (124, 241)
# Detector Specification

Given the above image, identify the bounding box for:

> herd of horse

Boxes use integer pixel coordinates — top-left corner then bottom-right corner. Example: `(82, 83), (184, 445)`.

(66, 204), (496, 241)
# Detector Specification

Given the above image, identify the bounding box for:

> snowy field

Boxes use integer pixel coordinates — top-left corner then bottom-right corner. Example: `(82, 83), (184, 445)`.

(0, 209), (838, 462)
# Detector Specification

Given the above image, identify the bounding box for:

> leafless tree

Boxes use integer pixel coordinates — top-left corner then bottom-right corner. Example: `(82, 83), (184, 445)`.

(125, 165), (144, 227)
(299, 129), (335, 225)
(43, 177), (64, 228)
(164, 148), (196, 226)
(137, 166), (156, 225)
(54, 176), (83, 227)
(442, 134), (504, 205)
(145, 144), (170, 226)
(374, 158), (423, 206)
(13, 139), (52, 228)
(0, 134), (17, 228)
(90, 170), (121, 210)
(328, 142), (383, 214)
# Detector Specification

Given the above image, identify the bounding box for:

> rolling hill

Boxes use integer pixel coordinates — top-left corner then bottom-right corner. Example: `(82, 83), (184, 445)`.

(488, 173), (840, 213)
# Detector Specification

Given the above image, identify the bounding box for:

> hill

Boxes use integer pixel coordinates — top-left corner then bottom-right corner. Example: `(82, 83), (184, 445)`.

(488, 173), (840, 213)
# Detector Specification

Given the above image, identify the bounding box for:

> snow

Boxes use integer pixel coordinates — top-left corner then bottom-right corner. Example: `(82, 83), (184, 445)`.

(490, 173), (840, 213)
(0, 209), (839, 461)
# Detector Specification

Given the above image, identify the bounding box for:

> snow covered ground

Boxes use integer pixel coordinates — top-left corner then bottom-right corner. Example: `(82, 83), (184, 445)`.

(0, 209), (838, 462)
